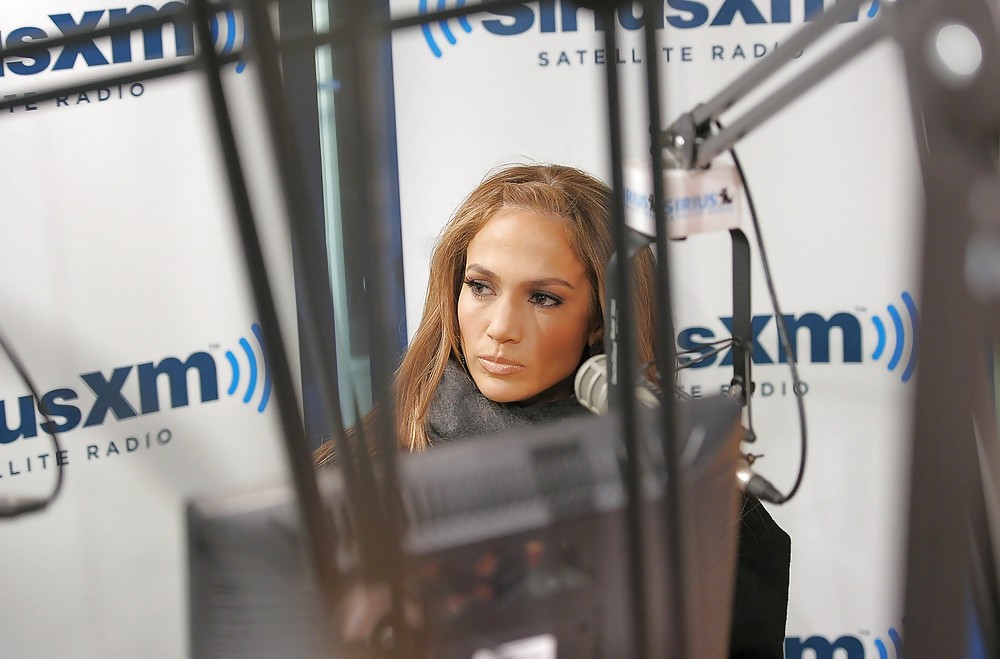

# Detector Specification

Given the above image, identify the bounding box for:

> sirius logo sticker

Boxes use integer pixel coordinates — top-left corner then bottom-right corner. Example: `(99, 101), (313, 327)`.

(0, 324), (271, 447)
(677, 292), (919, 383)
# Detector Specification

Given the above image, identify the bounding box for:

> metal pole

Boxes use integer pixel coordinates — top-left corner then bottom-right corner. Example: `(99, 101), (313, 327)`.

(344, 0), (411, 653)
(188, 0), (340, 647)
(896, 0), (1000, 655)
(641, 0), (692, 654)
(601, 11), (651, 657)
(689, 0), (866, 127)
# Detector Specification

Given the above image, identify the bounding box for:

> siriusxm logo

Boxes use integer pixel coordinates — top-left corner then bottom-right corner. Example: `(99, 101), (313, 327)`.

(0, 324), (270, 446)
(418, 0), (880, 57)
(679, 292), (919, 382)
(625, 187), (734, 218)
(785, 626), (902, 658)
(0, 2), (246, 77)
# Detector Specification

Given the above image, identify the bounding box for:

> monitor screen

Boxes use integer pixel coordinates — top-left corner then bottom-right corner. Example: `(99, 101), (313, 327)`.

(188, 394), (744, 658)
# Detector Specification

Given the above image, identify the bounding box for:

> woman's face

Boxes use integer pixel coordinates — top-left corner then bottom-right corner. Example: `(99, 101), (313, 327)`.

(457, 209), (599, 404)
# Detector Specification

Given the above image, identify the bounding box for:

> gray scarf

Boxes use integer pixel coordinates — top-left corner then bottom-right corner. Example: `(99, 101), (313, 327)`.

(425, 360), (590, 442)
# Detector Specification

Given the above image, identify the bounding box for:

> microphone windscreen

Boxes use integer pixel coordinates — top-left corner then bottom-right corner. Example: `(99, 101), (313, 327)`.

(574, 354), (608, 415)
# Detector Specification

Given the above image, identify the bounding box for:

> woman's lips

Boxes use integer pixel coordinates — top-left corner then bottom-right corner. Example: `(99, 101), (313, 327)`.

(477, 356), (525, 376)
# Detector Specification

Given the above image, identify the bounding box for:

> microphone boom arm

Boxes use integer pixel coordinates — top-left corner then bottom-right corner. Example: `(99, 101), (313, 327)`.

(664, 0), (893, 170)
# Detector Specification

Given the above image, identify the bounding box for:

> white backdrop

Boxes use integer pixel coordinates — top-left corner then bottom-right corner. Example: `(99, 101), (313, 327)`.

(0, 2), (298, 657)
(391, 1), (919, 655)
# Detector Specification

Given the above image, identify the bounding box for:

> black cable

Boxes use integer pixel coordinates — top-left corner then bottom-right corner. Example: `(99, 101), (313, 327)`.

(716, 120), (808, 505)
(675, 339), (735, 370)
(0, 330), (65, 519)
(676, 337), (734, 354)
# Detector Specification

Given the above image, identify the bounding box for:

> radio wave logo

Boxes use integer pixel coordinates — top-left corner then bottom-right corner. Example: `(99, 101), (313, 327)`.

(224, 324), (271, 413)
(418, 0), (474, 58)
(870, 291), (919, 383)
(874, 626), (902, 659)
(209, 8), (248, 73)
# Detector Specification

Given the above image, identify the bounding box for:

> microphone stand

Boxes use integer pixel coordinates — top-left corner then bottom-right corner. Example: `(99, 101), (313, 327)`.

(663, 0), (890, 169)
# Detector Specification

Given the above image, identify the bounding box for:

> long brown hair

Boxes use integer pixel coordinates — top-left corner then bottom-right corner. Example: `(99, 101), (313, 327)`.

(315, 164), (658, 464)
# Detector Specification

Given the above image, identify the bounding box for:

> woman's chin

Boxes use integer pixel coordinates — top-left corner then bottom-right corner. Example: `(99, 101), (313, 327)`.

(472, 374), (573, 406)
(473, 379), (527, 404)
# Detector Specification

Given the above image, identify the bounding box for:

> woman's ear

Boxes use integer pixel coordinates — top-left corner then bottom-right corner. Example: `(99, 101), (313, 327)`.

(588, 325), (603, 350)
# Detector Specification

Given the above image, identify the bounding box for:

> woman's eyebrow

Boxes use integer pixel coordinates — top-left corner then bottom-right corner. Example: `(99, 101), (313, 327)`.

(525, 277), (575, 290)
(465, 264), (496, 279)
(466, 264), (575, 290)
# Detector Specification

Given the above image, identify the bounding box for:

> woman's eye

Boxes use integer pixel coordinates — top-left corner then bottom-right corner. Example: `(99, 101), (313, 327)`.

(530, 292), (562, 308)
(464, 279), (493, 297)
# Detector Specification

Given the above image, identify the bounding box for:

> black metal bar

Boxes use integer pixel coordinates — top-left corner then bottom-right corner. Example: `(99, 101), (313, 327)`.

(897, 1), (1000, 654)
(274, 0), (342, 451)
(187, 0), (339, 651)
(345, 0), (410, 654)
(641, 0), (691, 655)
(0, 55), (239, 114)
(730, 229), (752, 407)
(688, 0), (866, 128)
(389, 0), (528, 30)
(0, 3), (194, 61)
(601, 12), (650, 658)
(239, 0), (361, 599)
(277, 0), (527, 53)
(695, 15), (885, 168)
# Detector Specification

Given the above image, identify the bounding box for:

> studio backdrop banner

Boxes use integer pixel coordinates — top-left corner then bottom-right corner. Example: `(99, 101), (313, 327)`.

(0, 2), (298, 657)
(390, 1), (920, 656)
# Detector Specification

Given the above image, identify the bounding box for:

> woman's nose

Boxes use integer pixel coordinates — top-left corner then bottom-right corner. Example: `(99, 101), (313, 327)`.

(485, 297), (522, 344)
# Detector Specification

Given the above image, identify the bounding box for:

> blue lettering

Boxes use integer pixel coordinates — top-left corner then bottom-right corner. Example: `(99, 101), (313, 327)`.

(712, 0), (767, 26)
(804, 0), (825, 20)
(6, 28), (51, 75)
(558, 1), (587, 32)
(51, 11), (109, 71)
(678, 326), (718, 368)
(137, 352), (219, 414)
(785, 635), (865, 659)
(482, 4), (534, 35)
(685, 311), (864, 367)
(616, 3), (645, 31)
(0, 395), (37, 444)
(778, 312), (863, 363)
(721, 315), (775, 365)
(539, 0), (557, 33)
(81, 367), (137, 427)
(39, 388), (82, 434)
(771, 0), (791, 22)
(667, 0), (710, 28)
(109, 3), (195, 63)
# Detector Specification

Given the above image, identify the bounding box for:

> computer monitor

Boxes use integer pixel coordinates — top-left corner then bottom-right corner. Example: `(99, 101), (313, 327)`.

(187, 394), (744, 658)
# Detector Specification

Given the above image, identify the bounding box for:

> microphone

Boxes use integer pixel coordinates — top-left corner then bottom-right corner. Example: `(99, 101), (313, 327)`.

(574, 354), (660, 415)
(737, 458), (784, 504)
(574, 354), (784, 504)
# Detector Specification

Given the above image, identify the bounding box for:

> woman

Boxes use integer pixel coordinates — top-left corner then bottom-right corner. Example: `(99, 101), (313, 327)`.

(316, 163), (789, 658)
(315, 163), (657, 459)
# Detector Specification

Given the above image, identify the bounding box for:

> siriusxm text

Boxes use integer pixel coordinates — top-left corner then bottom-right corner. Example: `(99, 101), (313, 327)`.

(0, 3), (194, 77)
(482, 0), (876, 36)
(0, 352), (218, 443)
(679, 311), (863, 366)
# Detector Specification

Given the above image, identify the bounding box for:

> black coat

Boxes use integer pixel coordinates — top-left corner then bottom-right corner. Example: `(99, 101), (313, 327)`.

(729, 495), (791, 659)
